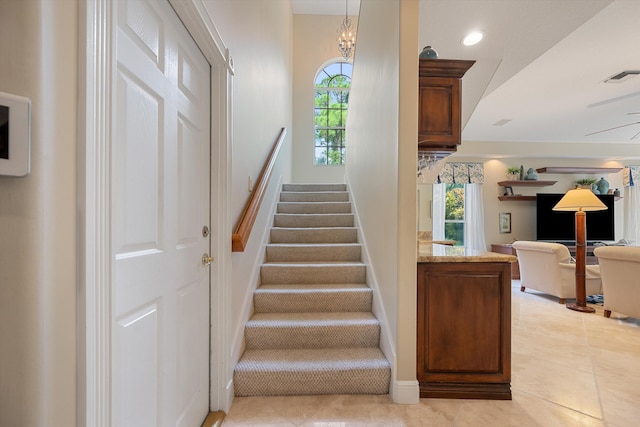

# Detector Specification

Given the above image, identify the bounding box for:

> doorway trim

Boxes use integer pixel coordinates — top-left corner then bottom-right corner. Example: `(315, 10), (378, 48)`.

(78, 1), (233, 424)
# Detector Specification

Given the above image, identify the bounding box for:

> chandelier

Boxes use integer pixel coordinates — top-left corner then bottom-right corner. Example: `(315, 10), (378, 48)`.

(337, 0), (356, 59)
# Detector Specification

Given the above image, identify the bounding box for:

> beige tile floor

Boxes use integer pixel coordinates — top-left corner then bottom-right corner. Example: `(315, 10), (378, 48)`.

(222, 280), (640, 426)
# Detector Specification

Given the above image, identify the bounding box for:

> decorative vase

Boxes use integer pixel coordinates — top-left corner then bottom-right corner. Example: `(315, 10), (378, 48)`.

(614, 188), (621, 197)
(419, 46), (438, 59)
(596, 177), (610, 195)
(591, 184), (600, 194)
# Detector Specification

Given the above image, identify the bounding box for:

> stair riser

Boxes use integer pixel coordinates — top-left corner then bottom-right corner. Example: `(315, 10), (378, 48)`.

(277, 202), (352, 214)
(266, 245), (361, 263)
(273, 214), (354, 228)
(261, 265), (366, 285)
(280, 192), (349, 203)
(245, 323), (380, 350)
(254, 289), (372, 313)
(233, 368), (390, 397)
(282, 184), (347, 192)
(270, 228), (357, 244)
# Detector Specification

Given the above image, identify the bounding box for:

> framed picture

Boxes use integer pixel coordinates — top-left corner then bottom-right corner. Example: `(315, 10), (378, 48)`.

(0, 92), (31, 176)
(503, 186), (514, 196)
(499, 212), (512, 234)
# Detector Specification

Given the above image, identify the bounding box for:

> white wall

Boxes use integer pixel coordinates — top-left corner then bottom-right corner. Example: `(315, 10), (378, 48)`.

(291, 14), (357, 183)
(346, 0), (419, 400)
(202, 0), (294, 384)
(0, 0), (77, 425)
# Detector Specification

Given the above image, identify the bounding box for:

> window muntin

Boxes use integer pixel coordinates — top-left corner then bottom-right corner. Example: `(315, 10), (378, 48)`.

(314, 62), (352, 166)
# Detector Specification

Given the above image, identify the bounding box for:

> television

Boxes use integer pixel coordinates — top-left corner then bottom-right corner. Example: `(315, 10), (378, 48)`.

(535, 193), (615, 243)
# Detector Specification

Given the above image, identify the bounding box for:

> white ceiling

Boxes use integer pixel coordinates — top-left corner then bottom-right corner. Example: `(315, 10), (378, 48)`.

(292, 0), (360, 16)
(293, 0), (640, 153)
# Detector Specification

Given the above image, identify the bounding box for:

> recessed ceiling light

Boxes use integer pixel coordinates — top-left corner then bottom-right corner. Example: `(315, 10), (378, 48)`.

(462, 31), (484, 46)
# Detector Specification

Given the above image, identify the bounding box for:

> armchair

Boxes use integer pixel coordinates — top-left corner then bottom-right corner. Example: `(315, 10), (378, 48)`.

(593, 246), (640, 318)
(512, 241), (602, 304)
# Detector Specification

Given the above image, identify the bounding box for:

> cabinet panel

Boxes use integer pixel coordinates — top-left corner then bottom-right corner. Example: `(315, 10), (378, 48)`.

(417, 262), (511, 399)
(418, 77), (459, 148)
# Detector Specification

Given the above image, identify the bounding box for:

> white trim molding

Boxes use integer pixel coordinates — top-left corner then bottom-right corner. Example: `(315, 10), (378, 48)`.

(392, 380), (420, 404)
(78, 0), (114, 425)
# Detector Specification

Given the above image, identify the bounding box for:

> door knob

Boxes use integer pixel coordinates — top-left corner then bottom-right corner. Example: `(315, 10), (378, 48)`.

(202, 253), (213, 266)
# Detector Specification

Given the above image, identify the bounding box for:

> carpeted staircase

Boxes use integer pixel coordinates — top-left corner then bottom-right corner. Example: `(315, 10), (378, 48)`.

(233, 183), (391, 396)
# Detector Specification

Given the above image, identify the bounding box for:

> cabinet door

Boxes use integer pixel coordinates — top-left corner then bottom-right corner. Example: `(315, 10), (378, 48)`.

(418, 76), (461, 150)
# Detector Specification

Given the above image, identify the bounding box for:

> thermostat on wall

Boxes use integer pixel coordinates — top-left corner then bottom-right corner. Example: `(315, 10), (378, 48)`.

(0, 92), (31, 176)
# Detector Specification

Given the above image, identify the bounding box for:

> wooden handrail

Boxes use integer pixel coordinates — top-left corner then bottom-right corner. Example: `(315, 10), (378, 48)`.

(231, 127), (287, 252)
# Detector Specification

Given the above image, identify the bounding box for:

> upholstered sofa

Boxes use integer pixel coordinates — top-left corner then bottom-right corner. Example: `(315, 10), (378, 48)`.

(593, 246), (640, 318)
(512, 241), (602, 303)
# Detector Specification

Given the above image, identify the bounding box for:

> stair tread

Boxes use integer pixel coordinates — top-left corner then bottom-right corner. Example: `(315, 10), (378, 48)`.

(262, 262), (365, 266)
(266, 243), (360, 248)
(236, 347), (389, 371)
(272, 226), (357, 230)
(263, 261), (365, 266)
(256, 283), (370, 291)
(273, 213), (354, 217)
(248, 311), (378, 325)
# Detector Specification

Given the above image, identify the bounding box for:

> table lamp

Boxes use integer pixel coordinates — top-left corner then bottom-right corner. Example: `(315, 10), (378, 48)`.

(553, 187), (607, 313)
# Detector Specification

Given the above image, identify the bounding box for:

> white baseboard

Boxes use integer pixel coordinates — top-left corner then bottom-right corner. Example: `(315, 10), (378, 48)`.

(222, 379), (234, 413)
(391, 380), (420, 404)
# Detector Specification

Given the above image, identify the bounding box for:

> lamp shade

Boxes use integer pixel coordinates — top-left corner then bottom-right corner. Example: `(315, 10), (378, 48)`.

(552, 188), (608, 212)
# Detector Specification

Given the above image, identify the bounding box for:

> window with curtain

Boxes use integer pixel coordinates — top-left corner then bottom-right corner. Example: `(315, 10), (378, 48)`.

(314, 62), (352, 166)
(432, 163), (487, 250)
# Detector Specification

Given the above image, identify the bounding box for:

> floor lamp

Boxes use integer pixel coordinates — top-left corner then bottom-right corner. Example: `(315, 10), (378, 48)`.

(553, 187), (607, 313)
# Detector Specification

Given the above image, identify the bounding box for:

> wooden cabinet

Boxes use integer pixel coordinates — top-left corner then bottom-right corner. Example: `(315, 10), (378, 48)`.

(417, 262), (512, 400)
(418, 59), (475, 157)
(491, 244), (520, 279)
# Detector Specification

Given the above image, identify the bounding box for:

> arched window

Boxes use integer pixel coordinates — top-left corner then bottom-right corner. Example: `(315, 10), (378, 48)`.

(314, 62), (352, 165)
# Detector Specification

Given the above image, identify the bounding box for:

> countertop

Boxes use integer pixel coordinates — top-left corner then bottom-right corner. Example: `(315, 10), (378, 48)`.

(418, 243), (518, 263)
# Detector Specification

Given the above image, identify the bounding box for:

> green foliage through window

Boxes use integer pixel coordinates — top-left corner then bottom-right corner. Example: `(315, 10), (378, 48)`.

(445, 183), (465, 246)
(314, 62), (352, 166)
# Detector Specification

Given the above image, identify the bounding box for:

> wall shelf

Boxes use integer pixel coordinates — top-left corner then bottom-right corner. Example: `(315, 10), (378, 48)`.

(536, 167), (623, 174)
(498, 195), (537, 201)
(497, 180), (557, 187)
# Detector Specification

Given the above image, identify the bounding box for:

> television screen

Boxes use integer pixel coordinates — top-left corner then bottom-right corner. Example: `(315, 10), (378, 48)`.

(535, 193), (615, 243)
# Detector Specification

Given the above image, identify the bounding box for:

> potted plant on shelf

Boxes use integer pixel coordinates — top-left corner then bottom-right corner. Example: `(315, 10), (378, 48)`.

(506, 167), (520, 181)
(575, 178), (598, 189)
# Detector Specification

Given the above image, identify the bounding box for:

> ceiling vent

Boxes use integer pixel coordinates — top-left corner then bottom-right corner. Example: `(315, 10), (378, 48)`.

(604, 70), (640, 83)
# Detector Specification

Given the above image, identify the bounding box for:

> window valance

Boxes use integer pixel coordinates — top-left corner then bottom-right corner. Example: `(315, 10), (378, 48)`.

(623, 166), (640, 187)
(438, 162), (484, 184)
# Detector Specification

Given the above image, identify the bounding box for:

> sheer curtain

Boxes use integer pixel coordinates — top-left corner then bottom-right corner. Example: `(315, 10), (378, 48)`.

(465, 183), (487, 251)
(624, 185), (640, 245)
(623, 166), (640, 246)
(432, 183), (445, 240)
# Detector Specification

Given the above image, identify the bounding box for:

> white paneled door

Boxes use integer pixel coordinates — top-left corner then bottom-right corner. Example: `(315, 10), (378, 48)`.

(112, 0), (211, 426)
